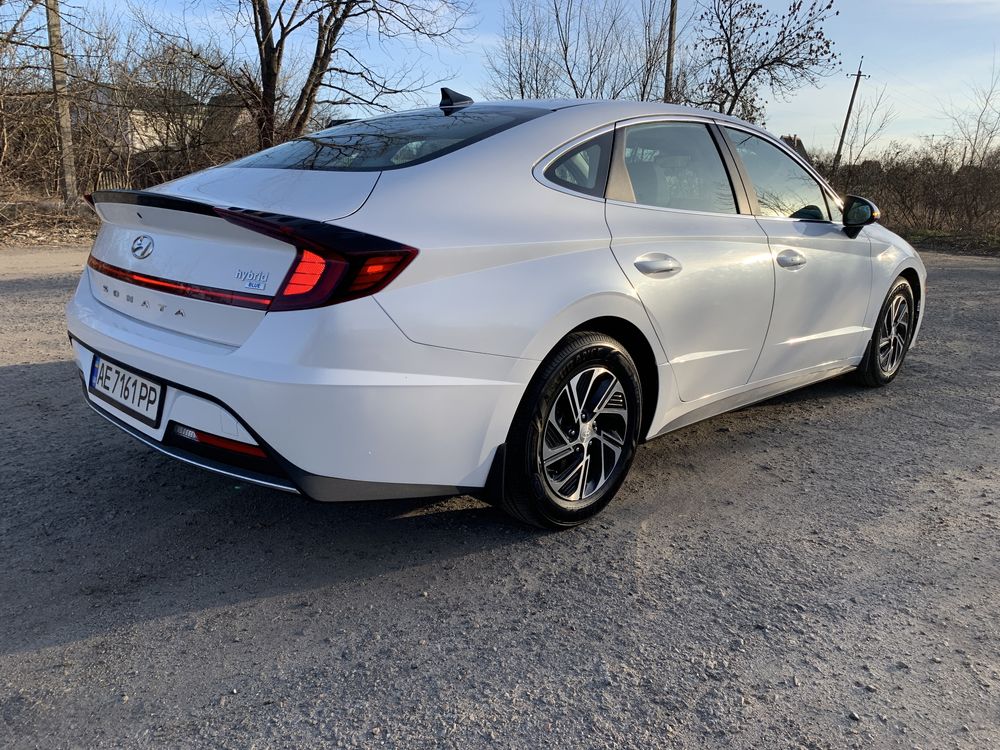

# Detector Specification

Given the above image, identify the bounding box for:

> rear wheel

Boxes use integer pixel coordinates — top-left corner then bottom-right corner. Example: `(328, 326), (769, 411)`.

(856, 276), (915, 387)
(498, 332), (642, 529)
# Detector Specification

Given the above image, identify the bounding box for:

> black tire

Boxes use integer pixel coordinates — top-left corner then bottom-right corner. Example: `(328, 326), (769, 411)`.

(498, 331), (642, 529)
(856, 276), (916, 387)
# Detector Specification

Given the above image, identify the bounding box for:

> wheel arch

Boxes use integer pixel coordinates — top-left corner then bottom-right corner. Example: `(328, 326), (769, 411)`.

(512, 305), (665, 446)
(480, 313), (664, 507)
(898, 265), (923, 331)
(565, 316), (660, 443)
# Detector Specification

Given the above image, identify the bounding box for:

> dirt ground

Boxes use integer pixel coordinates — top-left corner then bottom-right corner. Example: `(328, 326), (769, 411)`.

(1, 245), (997, 749)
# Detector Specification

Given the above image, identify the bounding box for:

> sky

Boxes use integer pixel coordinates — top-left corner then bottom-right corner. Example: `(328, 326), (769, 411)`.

(88, 0), (1000, 152)
(442, 0), (1000, 151)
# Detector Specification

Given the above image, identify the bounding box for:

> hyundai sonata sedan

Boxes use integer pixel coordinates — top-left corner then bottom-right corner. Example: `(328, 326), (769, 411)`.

(67, 91), (926, 528)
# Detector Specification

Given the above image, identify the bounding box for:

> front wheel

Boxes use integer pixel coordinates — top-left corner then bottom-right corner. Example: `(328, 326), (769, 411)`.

(498, 332), (642, 529)
(856, 276), (916, 387)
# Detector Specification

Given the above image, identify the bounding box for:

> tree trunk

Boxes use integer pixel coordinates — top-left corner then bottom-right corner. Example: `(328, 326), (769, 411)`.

(44, 0), (77, 204)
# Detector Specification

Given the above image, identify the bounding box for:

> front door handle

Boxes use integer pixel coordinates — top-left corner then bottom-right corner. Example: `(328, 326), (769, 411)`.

(634, 253), (682, 277)
(776, 249), (807, 269)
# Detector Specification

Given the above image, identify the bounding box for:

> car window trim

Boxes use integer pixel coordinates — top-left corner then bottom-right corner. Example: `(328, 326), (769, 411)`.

(717, 123), (843, 225)
(543, 131), (614, 198)
(603, 115), (754, 217)
(533, 124), (618, 203)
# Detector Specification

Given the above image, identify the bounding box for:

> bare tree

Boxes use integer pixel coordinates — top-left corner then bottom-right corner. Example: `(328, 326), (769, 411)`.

(839, 85), (897, 166)
(943, 57), (1000, 169)
(487, 0), (698, 103)
(485, 0), (559, 99)
(633, 0), (670, 102)
(44, 0), (76, 203)
(550, 0), (635, 99)
(487, 0), (833, 123)
(692, 0), (839, 122)
(1, 0), (79, 202)
(1, 0), (42, 49)
(146, 0), (471, 150)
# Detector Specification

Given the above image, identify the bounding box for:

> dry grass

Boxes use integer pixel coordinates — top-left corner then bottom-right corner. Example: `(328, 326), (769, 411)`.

(899, 228), (1000, 257)
(0, 199), (98, 248)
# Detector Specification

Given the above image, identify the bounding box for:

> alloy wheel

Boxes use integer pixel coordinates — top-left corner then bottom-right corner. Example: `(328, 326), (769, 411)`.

(877, 293), (910, 376)
(539, 366), (630, 508)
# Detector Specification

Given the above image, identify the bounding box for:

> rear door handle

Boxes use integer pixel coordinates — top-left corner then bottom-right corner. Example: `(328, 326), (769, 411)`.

(634, 253), (682, 277)
(776, 249), (807, 269)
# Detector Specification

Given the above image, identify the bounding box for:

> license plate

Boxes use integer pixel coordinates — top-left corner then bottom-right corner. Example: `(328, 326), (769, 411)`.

(88, 354), (164, 427)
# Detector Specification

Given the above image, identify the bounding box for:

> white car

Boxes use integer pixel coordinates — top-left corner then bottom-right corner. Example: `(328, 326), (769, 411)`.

(67, 92), (926, 528)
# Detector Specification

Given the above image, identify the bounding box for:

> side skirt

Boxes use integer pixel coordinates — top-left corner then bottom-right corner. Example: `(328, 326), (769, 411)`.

(650, 362), (858, 438)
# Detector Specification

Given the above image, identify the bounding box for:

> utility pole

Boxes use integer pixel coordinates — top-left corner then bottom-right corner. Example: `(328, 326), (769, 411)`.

(44, 0), (78, 206)
(832, 57), (870, 173)
(663, 0), (678, 103)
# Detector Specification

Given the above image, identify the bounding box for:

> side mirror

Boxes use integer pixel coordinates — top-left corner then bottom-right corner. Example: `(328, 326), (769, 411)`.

(843, 195), (880, 235)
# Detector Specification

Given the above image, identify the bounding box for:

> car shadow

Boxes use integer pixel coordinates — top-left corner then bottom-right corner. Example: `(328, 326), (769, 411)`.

(1, 360), (546, 656)
(1, 358), (882, 657)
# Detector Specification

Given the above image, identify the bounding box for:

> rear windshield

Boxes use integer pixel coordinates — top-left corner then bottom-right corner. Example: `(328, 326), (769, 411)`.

(230, 105), (548, 172)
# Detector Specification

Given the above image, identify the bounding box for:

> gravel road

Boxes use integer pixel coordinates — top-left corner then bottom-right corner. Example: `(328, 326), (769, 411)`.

(1, 246), (998, 749)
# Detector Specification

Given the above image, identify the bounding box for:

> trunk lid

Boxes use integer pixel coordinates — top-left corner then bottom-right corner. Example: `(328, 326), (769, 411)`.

(87, 169), (378, 346)
(156, 166), (380, 222)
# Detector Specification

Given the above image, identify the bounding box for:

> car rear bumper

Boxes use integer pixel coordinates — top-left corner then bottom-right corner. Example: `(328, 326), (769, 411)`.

(79, 382), (470, 500)
(66, 274), (535, 499)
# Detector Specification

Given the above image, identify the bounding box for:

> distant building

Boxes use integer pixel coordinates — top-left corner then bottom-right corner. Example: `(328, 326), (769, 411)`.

(781, 134), (811, 164)
(201, 93), (252, 148)
(69, 83), (201, 155)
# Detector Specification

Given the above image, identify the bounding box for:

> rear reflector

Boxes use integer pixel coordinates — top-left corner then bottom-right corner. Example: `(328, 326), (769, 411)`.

(173, 424), (267, 458)
(349, 254), (413, 293)
(88, 256), (271, 310)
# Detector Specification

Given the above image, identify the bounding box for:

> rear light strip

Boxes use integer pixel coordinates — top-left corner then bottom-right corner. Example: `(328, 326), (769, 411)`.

(85, 202), (417, 314)
(88, 256), (272, 310)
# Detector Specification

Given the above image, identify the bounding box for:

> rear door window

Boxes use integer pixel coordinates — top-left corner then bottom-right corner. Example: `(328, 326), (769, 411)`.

(723, 128), (831, 220)
(231, 105), (548, 172)
(543, 132), (613, 198)
(609, 122), (738, 214)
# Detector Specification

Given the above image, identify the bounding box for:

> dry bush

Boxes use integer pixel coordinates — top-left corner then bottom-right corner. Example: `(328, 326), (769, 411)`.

(816, 63), (1000, 252)
(815, 141), (1000, 252)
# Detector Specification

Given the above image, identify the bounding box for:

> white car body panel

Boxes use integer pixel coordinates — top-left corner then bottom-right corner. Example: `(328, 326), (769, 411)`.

(68, 279), (535, 488)
(749, 217), (874, 380)
(866, 223), (927, 346)
(605, 203), (774, 402)
(66, 98), (927, 502)
(153, 166), (380, 222)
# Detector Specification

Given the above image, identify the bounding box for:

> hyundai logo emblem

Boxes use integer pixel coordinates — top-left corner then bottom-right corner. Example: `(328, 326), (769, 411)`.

(131, 235), (154, 259)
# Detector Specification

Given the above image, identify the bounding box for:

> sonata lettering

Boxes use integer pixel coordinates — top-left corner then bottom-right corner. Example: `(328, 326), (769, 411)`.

(99, 284), (186, 318)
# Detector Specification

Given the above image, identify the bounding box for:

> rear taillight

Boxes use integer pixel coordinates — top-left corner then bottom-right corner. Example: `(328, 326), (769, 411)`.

(214, 207), (417, 312)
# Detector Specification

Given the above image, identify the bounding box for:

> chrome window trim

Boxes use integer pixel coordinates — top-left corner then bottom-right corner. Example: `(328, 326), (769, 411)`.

(615, 113), (721, 127)
(604, 197), (759, 220)
(533, 114), (847, 222)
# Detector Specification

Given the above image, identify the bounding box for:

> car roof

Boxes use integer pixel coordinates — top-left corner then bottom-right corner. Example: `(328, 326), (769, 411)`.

(469, 98), (772, 137)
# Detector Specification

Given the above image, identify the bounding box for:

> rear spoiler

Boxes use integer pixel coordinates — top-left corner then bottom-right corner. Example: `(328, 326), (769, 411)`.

(87, 189), (219, 218)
